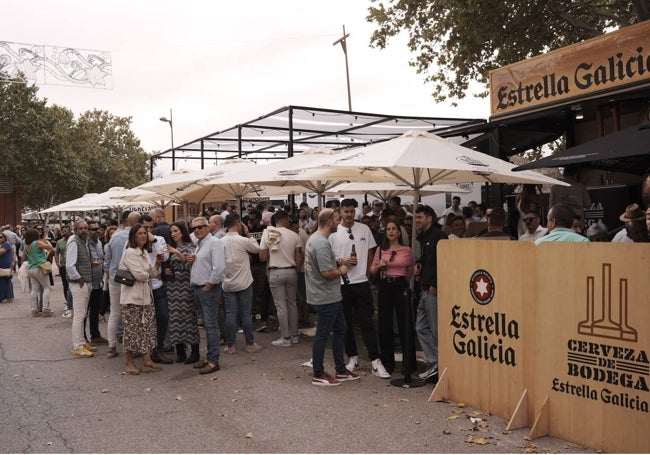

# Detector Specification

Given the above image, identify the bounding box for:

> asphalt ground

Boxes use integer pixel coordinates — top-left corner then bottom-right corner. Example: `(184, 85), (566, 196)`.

(0, 272), (595, 454)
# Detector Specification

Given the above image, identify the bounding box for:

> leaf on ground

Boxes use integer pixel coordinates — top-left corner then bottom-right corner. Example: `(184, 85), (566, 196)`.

(399, 398), (409, 402)
(468, 411), (481, 418)
(478, 421), (488, 428)
(101, 388), (110, 393)
(522, 443), (539, 453)
(245, 432), (253, 439)
(176, 395), (183, 401)
(402, 384), (411, 389)
(219, 413), (227, 417)
(211, 376), (219, 381)
(453, 409), (464, 414)
(231, 398), (238, 402)
(442, 429), (452, 435)
(457, 402), (467, 408)
(447, 415), (459, 420)
(144, 387), (152, 392)
(47, 442), (53, 446)
(233, 390), (240, 394)
(502, 430), (512, 435)
(466, 435), (488, 445)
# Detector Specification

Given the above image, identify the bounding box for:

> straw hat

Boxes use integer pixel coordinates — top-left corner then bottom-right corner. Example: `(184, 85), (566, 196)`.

(619, 203), (645, 222)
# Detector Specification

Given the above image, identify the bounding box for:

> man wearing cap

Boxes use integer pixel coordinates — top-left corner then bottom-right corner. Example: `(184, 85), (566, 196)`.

(612, 203), (648, 243)
(535, 204), (590, 244)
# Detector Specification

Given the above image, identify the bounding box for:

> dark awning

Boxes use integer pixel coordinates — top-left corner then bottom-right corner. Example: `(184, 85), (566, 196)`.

(513, 123), (650, 175)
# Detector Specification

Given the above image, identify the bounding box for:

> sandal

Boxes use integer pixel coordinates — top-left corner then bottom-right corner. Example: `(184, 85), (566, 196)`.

(121, 368), (140, 375)
(106, 348), (118, 358)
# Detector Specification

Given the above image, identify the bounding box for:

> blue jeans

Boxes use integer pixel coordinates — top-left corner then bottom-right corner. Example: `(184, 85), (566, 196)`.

(224, 285), (254, 347)
(312, 302), (347, 377)
(195, 284), (222, 364)
(415, 290), (438, 367)
(152, 286), (169, 351)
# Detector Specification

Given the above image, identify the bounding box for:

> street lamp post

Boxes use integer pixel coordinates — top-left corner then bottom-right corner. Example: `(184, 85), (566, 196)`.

(159, 108), (175, 171)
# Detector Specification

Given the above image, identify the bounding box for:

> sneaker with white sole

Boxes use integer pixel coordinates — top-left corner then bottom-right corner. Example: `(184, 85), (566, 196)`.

(371, 358), (391, 379)
(312, 373), (340, 386)
(72, 347), (94, 358)
(223, 346), (236, 354)
(245, 343), (262, 353)
(271, 337), (293, 347)
(335, 369), (360, 382)
(62, 309), (72, 318)
(291, 335), (300, 344)
(418, 365), (438, 381)
(346, 355), (359, 372)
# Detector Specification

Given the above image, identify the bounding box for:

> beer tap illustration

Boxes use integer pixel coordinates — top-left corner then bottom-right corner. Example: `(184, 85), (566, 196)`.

(578, 263), (637, 342)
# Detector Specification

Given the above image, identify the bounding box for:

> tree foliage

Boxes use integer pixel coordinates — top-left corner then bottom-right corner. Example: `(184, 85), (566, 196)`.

(367, 0), (647, 103)
(0, 77), (149, 211)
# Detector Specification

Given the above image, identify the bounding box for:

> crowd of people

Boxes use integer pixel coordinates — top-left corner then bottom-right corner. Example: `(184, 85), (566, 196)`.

(2, 174), (650, 385)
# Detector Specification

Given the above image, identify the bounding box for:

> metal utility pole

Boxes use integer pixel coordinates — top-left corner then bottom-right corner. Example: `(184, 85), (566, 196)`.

(333, 25), (352, 111)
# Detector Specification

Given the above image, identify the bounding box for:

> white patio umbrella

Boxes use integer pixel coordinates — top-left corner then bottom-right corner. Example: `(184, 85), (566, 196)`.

(325, 182), (470, 200)
(96, 186), (178, 208)
(40, 193), (102, 213)
(200, 147), (394, 209)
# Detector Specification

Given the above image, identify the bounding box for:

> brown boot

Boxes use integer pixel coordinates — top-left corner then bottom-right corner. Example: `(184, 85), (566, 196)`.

(42, 309), (53, 317)
(31, 310), (41, 317)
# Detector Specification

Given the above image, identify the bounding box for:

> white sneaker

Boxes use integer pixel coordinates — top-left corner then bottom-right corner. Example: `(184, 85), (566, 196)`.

(271, 337), (293, 347)
(62, 309), (72, 318)
(346, 355), (359, 372)
(371, 358), (391, 379)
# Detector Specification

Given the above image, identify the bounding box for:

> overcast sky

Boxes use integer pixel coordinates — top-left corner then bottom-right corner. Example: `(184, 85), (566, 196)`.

(4, 0), (490, 172)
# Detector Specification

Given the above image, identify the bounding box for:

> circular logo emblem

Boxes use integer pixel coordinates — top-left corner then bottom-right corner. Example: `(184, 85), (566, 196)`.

(470, 269), (495, 305)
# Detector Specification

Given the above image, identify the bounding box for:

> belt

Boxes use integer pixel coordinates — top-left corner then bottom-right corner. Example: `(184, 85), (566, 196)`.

(382, 276), (405, 283)
(268, 266), (295, 270)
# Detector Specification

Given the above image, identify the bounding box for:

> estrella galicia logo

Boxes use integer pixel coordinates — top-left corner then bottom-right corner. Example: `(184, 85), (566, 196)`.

(470, 269), (495, 305)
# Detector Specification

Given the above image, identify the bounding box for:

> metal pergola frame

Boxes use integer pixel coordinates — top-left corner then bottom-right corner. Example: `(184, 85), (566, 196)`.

(149, 105), (487, 177)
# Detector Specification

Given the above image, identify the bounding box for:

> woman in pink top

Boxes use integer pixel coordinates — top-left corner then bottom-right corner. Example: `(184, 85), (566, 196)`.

(370, 217), (415, 375)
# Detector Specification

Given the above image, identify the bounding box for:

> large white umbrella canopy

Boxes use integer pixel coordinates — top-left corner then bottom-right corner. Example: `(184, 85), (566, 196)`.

(202, 147), (394, 208)
(82, 187), (167, 209)
(325, 182), (471, 200)
(40, 193), (102, 213)
(165, 159), (297, 204)
(293, 130), (570, 189)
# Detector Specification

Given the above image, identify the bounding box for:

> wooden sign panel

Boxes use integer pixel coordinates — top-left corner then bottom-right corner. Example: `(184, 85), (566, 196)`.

(490, 20), (650, 119)
(534, 243), (650, 453)
(432, 240), (536, 422)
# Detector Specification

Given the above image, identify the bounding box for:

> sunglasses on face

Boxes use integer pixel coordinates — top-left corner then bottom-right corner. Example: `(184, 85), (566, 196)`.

(523, 217), (536, 223)
(191, 225), (208, 232)
(89, 227), (100, 231)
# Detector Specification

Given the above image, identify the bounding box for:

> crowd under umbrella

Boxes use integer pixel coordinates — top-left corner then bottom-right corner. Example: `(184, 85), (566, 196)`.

(275, 130), (569, 387)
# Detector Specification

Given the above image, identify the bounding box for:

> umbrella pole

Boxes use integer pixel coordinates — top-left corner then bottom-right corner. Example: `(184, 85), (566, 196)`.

(391, 187), (425, 388)
(390, 287), (425, 388)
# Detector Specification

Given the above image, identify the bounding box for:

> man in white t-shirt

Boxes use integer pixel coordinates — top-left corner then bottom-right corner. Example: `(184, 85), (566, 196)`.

(439, 195), (462, 226)
(329, 199), (390, 379)
(260, 210), (303, 347)
(518, 210), (548, 242)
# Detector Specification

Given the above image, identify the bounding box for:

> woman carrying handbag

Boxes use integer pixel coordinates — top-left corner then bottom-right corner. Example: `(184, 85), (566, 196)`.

(118, 223), (163, 375)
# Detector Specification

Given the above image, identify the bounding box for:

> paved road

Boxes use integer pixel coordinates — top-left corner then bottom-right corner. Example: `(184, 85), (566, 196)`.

(0, 276), (593, 453)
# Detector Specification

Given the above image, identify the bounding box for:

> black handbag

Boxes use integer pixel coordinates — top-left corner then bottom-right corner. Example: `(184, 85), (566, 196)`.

(114, 268), (135, 286)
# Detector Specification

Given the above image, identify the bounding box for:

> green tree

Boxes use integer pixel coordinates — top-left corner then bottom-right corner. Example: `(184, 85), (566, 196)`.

(367, 0), (648, 103)
(0, 78), (150, 213)
(74, 109), (149, 193)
